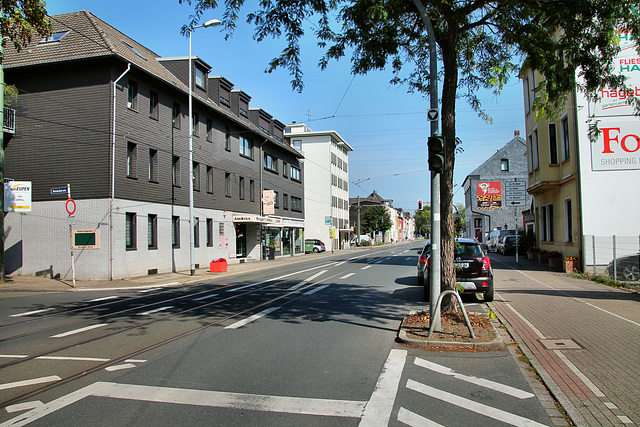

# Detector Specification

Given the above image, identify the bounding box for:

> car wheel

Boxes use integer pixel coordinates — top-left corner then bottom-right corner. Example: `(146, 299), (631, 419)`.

(622, 266), (640, 281)
(483, 286), (494, 302)
(313, 247), (319, 253)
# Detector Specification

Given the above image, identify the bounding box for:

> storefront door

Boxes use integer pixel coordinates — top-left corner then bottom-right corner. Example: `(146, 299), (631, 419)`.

(236, 224), (247, 258)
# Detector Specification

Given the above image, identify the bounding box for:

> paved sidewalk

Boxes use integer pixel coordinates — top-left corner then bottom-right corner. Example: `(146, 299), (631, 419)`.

(490, 254), (640, 427)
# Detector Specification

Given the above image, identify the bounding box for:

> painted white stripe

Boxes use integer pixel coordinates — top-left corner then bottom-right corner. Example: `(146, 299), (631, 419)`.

(125, 359), (147, 363)
(553, 350), (605, 397)
(229, 262), (336, 292)
(361, 265), (372, 270)
(193, 293), (218, 301)
(105, 363), (137, 372)
(0, 354), (28, 359)
(138, 288), (163, 293)
(51, 323), (107, 338)
(225, 307), (281, 330)
(340, 273), (356, 279)
(335, 261), (347, 266)
(0, 376), (61, 391)
(288, 270), (327, 291)
(5, 401), (44, 413)
(498, 297), (546, 339)
(406, 380), (547, 427)
(85, 296), (119, 303)
(359, 349), (407, 426)
(10, 308), (54, 317)
(304, 285), (329, 296)
(414, 358), (534, 399)
(397, 407), (444, 427)
(138, 306), (173, 316)
(37, 356), (110, 362)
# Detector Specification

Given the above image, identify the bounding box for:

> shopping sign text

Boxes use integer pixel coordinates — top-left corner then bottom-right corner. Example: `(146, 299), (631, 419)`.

(592, 126), (640, 171)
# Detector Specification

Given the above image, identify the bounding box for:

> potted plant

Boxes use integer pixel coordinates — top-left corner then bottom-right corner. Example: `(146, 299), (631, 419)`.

(267, 238), (277, 260)
(538, 249), (549, 264)
(527, 247), (540, 261)
(548, 250), (562, 269)
(209, 258), (227, 273)
(564, 256), (579, 273)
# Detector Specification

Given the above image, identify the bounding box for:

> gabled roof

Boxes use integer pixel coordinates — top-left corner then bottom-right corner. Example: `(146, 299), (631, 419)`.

(467, 134), (526, 177)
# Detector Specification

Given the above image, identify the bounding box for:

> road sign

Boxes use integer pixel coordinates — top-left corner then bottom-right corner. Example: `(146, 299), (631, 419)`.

(507, 200), (525, 206)
(427, 109), (439, 121)
(51, 187), (68, 195)
(65, 199), (76, 215)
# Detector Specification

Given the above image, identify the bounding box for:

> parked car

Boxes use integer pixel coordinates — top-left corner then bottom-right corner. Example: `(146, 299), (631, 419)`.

(416, 241), (431, 286)
(498, 235), (525, 255)
(350, 235), (372, 246)
(606, 253), (640, 281)
(418, 238), (494, 302)
(305, 239), (326, 253)
(486, 229), (516, 253)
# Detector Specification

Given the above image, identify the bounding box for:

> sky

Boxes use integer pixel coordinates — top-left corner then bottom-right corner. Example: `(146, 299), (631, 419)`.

(45, 0), (526, 213)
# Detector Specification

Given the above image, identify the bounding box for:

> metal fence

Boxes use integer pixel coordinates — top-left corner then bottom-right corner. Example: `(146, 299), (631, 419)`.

(583, 235), (640, 284)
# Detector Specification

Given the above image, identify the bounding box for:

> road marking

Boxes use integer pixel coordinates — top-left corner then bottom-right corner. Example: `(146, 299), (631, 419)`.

(5, 401), (44, 413)
(406, 380), (547, 427)
(0, 376), (61, 391)
(288, 270), (327, 291)
(138, 306), (173, 316)
(405, 257), (413, 261)
(361, 266), (372, 270)
(50, 323), (107, 338)
(414, 358), (534, 399)
(359, 349), (407, 426)
(105, 363), (137, 372)
(228, 262), (335, 292)
(37, 356), (110, 362)
(340, 273), (356, 279)
(9, 308), (54, 317)
(225, 307), (281, 330)
(192, 293), (218, 301)
(85, 296), (119, 303)
(0, 355), (28, 359)
(397, 407), (444, 426)
(138, 288), (163, 293)
(125, 359), (147, 363)
(304, 285), (329, 296)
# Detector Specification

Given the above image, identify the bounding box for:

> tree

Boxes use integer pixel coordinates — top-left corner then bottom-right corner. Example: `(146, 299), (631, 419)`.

(1, 1), (51, 55)
(362, 206), (391, 241)
(181, 0), (640, 311)
(414, 203), (431, 238)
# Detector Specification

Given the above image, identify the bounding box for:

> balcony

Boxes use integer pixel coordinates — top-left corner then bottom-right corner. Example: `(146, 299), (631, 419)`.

(4, 108), (15, 134)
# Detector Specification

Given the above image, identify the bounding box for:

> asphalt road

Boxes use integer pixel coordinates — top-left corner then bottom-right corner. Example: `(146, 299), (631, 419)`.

(0, 242), (554, 426)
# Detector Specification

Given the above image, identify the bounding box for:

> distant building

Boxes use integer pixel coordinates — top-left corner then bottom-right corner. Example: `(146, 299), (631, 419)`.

(285, 123), (352, 250)
(349, 191), (410, 243)
(462, 131), (533, 243)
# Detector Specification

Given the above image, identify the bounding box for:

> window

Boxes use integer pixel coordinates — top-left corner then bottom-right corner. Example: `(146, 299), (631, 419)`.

(149, 91), (159, 119)
(283, 162), (288, 178)
(40, 30), (70, 44)
(561, 116), (570, 161)
(239, 136), (253, 158)
(250, 179), (255, 202)
(148, 214), (157, 249)
(500, 159), (509, 171)
(172, 216), (180, 248)
(126, 212), (137, 250)
(225, 172), (231, 197)
(206, 166), (213, 193)
(192, 112), (200, 137)
(127, 142), (137, 178)
(123, 41), (146, 60)
(192, 162), (200, 191)
(291, 196), (302, 212)
(293, 139), (302, 151)
(264, 153), (278, 173)
(172, 102), (181, 129)
(172, 156), (181, 187)
(283, 193), (288, 210)
(206, 119), (213, 142)
(225, 126), (231, 151)
(528, 134), (534, 172)
(564, 199), (573, 243)
(148, 149), (158, 182)
(194, 217), (200, 248)
(195, 68), (206, 89)
(273, 191), (279, 208)
(534, 129), (540, 170)
(206, 218), (213, 247)
(290, 165), (301, 182)
(541, 204), (554, 242)
(549, 123), (559, 165)
(127, 81), (138, 110)
(239, 176), (245, 200)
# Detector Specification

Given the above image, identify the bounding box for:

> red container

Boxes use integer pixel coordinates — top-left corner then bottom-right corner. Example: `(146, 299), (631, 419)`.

(209, 261), (227, 273)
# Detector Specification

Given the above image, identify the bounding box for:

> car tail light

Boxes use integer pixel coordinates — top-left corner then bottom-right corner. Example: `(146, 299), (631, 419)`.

(481, 281), (489, 287)
(482, 256), (491, 271)
(418, 256), (427, 265)
(427, 256), (431, 269)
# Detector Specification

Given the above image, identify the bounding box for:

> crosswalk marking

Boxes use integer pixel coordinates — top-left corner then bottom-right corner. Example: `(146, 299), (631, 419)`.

(397, 407), (444, 427)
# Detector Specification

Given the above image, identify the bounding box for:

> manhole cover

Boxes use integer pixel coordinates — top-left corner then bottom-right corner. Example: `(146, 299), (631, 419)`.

(540, 339), (582, 350)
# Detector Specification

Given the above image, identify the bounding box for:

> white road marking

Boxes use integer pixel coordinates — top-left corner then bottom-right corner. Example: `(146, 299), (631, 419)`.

(138, 288), (163, 293)
(414, 358), (534, 399)
(359, 349), (407, 426)
(340, 273), (356, 279)
(137, 306), (173, 316)
(397, 407), (444, 426)
(228, 262), (335, 292)
(406, 380), (547, 427)
(288, 270), (327, 291)
(85, 296), (119, 303)
(37, 356), (110, 362)
(192, 293), (218, 301)
(50, 323), (107, 338)
(105, 363), (137, 372)
(304, 285), (329, 296)
(125, 359), (147, 363)
(5, 401), (44, 413)
(0, 376), (61, 391)
(361, 266), (372, 270)
(225, 307), (281, 330)
(0, 355), (28, 359)
(9, 308), (54, 317)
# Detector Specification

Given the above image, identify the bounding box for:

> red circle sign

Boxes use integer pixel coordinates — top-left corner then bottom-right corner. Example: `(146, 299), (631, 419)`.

(65, 199), (76, 215)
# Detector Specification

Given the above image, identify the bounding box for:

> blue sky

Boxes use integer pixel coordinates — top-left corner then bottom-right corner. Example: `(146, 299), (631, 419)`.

(45, 0), (525, 212)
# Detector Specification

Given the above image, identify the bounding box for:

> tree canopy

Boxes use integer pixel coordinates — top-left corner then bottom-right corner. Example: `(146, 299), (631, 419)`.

(0, 0), (51, 54)
(362, 206), (392, 238)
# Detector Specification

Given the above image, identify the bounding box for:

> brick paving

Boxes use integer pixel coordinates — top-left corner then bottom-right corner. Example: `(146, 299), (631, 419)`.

(490, 254), (640, 427)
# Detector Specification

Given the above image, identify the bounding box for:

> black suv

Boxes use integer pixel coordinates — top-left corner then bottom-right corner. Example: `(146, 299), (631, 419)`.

(418, 238), (494, 302)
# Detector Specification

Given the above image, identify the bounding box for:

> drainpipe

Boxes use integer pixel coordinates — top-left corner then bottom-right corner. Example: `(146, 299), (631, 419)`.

(110, 63), (131, 281)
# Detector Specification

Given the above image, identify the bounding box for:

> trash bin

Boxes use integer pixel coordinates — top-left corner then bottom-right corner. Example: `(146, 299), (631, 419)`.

(305, 241), (314, 253)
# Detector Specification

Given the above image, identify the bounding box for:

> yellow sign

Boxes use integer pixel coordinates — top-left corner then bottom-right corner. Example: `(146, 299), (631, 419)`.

(329, 227), (336, 239)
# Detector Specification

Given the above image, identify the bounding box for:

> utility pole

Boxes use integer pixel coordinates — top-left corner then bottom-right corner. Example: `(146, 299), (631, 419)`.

(357, 196), (361, 245)
(1, 41), (5, 283)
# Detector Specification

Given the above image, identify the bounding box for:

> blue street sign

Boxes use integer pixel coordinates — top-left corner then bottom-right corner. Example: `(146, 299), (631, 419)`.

(51, 187), (68, 195)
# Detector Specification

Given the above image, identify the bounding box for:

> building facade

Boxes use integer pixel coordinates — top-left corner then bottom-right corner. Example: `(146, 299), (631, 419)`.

(3, 11), (305, 280)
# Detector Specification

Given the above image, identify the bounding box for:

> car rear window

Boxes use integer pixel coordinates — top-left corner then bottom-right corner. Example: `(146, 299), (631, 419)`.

(454, 243), (482, 256)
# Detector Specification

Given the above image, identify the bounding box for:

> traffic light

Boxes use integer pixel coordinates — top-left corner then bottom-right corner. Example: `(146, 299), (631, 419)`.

(418, 200), (423, 210)
(428, 133), (445, 173)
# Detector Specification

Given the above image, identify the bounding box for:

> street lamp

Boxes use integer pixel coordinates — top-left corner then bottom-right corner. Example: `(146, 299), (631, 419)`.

(188, 18), (221, 275)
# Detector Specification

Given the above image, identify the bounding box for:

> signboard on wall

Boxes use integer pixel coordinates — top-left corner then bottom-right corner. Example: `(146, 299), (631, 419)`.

(476, 181), (502, 209)
(262, 190), (275, 215)
(4, 181), (32, 212)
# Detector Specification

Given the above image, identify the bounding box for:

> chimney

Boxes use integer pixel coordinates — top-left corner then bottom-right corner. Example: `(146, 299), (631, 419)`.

(514, 130), (520, 137)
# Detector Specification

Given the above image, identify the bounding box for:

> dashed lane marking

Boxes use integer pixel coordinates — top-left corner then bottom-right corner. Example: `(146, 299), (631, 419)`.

(340, 273), (356, 279)
(0, 376), (61, 391)
(224, 307), (281, 330)
(9, 308), (54, 318)
(303, 285), (329, 296)
(50, 324), (107, 338)
(137, 306), (174, 316)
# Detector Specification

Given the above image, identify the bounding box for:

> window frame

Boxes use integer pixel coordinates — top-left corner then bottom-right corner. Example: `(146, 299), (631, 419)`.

(206, 218), (214, 247)
(291, 196), (302, 212)
(548, 123), (559, 165)
(564, 199), (573, 243)
(264, 153), (278, 173)
(172, 102), (181, 129)
(172, 216), (180, 248)
(225, 172), (231, 197)
(127, 80), (138, 111)
(195, 67), (206, 90)
(290, 165), (301, 182)
(192, 161), (200, 191)
(239, 136), (253, 159)
(239, 176), (245, 200)
(172, 156), (181, 187)
(250, 179), (255, 202)
(225, 126), (231, 151)
(500, 159), (509, 172)
(148, 148), (158, 182)
(192, 112), (200, 137)
(148, 214), (158, 250)
(206, 119), (213, 142)
(125, 212), (137, 250)
(149, 90), (159, 120)
(561, 115), (570, 161)
(206, 166), (213, 194)
(194, 217), (200, 248)
(127, 142), (137, 178)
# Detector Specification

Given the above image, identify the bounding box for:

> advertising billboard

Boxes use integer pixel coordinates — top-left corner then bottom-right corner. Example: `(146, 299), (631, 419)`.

(477, 181), (502, 209)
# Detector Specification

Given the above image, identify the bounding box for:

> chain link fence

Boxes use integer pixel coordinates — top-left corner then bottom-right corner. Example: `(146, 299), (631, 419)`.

(583, 235), (640, 285)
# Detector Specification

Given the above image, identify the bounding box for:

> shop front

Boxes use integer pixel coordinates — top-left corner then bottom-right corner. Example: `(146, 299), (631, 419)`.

(233, 214), (304, 261)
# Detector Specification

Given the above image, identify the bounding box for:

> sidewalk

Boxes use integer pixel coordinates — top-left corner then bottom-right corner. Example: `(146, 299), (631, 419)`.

(490, 254), (640, 427)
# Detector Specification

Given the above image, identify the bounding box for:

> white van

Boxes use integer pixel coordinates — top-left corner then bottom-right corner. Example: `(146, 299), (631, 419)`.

(350, 235), (372, 245)
(486, 229), (516, 253)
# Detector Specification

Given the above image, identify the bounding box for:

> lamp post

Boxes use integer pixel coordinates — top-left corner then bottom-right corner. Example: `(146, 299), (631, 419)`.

(188, 18), (221, 275)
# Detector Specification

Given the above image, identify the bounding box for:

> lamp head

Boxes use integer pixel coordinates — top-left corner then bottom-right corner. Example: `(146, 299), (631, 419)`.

(203, 19), (222, 28)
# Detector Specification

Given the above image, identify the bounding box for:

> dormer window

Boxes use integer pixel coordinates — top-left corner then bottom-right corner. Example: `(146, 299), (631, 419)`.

(40, 30), (70, 44)
(195, 68), (206, 89)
